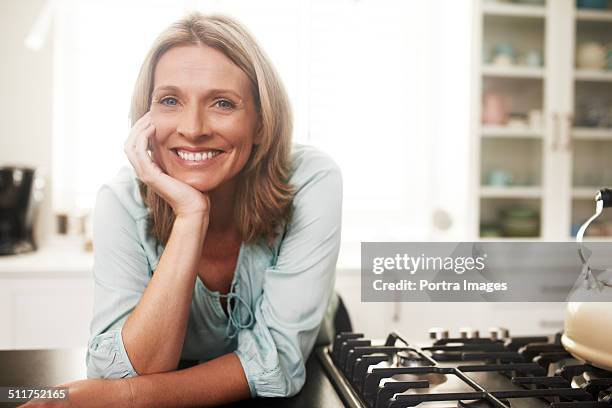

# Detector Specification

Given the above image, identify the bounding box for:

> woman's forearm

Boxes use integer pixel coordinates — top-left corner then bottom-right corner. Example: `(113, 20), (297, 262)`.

(122, 213), (208, 375)
(127, 352), (251, 408)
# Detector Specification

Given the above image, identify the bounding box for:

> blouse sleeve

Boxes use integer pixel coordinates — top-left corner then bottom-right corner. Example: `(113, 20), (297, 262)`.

(234, 157), (343, 397)
(86, 185), (150, 379)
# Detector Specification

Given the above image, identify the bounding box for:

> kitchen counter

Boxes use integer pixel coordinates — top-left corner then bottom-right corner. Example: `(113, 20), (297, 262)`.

(0, 236), (93, 279)
(0, 348), (344, 408)
(0, 235), (359, 278)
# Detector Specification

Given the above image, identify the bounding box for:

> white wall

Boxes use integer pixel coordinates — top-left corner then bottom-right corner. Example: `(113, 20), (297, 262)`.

(0, 0), (54, 244)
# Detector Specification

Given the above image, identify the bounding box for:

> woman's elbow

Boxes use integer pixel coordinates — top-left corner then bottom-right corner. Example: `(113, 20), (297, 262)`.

(250, 363), (306, 398)
(86, 331), (138, 379)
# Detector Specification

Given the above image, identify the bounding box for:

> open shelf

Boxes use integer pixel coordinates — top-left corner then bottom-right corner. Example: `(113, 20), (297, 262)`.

(572, 198), (612, 238)
(481, 138), (542, 187)
(575, 9), (612, 22)
(482, 64), (544, 79)
(482, 2), (546, 18)
(572, 127), (612, 140)
(482, 125), (543, 138)
(573, 140), (612, 186)
(480, 186), (542, 199)
(480, 197), (541, 238)
(575, 69), (612, 82)
(573, 187), (600, 199)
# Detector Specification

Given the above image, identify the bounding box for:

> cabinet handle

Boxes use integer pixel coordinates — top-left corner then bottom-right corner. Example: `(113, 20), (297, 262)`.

(551, 112), (560, 151)
(563, 113), (574, 152)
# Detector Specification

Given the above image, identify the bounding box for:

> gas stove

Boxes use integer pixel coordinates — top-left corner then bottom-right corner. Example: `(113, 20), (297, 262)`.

(316, 329), (612, 408)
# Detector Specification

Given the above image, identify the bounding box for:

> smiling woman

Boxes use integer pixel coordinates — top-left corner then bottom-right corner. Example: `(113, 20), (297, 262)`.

(20, 12), (342, 408)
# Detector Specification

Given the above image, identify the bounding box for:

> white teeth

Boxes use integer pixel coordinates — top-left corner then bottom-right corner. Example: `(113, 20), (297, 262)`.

(176, 149), (221, 162)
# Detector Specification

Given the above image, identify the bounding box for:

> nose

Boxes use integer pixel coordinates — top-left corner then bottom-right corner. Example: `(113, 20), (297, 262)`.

(176, 104), (210, 140)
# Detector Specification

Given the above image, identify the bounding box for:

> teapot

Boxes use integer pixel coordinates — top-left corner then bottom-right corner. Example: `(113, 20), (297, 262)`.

(562, 189), (612, 371)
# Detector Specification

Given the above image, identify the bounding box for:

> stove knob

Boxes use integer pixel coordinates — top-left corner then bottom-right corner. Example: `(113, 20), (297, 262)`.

(489, 327), (510, 340)
(428, 327), (449, 340)
(489, 327), (499, 340)
(459, 327), (479, 339)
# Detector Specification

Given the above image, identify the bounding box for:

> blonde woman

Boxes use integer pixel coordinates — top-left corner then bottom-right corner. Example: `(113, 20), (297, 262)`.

(22, 12), (342, 407)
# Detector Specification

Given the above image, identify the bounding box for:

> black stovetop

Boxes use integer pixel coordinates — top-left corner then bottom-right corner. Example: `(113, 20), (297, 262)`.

(318, 330), (612, 408)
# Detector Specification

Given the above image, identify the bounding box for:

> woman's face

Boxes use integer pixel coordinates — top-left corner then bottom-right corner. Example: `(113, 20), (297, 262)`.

(149, 44), (260, 192)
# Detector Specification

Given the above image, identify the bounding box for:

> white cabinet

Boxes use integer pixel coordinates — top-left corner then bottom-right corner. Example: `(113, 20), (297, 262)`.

(473, 0), (612, 240)
(0, 278), (93, 350)
(0, 239), (94, 349)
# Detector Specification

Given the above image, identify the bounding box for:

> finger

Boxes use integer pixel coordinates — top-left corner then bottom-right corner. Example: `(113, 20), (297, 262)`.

(124, 136), (143, 176)
(125, 114), (151, 154)
(134, 125), (160, 183)
(125, 122), (154, 175)
(132, 111), (152, 132)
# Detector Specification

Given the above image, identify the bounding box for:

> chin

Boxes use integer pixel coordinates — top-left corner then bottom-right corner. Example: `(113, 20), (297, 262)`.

(182, 177), (218, 192)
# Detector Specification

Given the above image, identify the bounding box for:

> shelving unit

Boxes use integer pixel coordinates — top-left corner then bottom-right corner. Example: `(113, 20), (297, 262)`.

(575, 9), (612, 22)
(480, 186), (542, 199)
(575, 69), (612, 82)
(481, 125), (543, 138)
(482, 2), (546, 18)
(472, 0), (612, 240)
(571, 2), (612, 239)
(573, 127), (612, 140)
(572, 187), (599, 199)
(473, 0), (548, 239)
(482, 64), (544, 79)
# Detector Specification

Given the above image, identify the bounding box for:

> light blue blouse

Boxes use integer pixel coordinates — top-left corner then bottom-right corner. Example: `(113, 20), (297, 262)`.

(85, 144), (342, 398)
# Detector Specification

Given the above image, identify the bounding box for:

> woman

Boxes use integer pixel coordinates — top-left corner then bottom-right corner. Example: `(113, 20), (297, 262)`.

(23, 12), (342, 407)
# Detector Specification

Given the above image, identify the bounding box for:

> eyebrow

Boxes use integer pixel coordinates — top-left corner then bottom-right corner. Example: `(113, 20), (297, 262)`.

(152, 85), (244, 102)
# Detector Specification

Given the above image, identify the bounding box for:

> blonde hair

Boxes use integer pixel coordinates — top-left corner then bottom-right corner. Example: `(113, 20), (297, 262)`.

(130, 12), (294, 246)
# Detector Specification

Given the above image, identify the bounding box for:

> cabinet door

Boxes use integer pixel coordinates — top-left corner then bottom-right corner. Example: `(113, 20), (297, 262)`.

(0, 286), (11, 348)
(542, 0), (574, 240)
(3, 278), (93, 349)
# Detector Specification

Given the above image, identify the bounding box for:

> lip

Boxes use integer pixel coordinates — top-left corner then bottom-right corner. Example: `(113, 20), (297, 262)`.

(170, 149), (225, 168)
(172, 146), (225, 153)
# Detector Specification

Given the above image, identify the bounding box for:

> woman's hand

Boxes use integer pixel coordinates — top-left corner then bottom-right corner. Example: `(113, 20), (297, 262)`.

(124, 111), (210, 218)
(18, 379), (134, 408)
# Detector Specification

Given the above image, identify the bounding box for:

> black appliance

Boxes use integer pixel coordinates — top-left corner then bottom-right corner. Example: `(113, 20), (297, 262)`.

(0, 166), (42, 255)
(318, 329), (612, 408)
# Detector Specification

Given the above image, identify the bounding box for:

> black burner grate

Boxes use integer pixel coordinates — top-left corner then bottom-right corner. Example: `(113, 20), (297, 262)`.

(319, 332), (612, 408)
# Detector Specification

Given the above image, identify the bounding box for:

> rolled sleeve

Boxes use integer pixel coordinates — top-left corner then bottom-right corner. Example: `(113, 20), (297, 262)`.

(235, 156), (343, 397)
(86, 184), (151, 379)
(87, 326), (137, 379)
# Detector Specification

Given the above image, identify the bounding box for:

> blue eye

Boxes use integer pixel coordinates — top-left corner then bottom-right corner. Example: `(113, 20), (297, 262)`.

(215, 99), (235, 109)
(160, 97), (178, 106)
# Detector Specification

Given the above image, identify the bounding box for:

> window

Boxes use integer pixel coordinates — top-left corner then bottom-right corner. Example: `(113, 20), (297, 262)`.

(51, 0), (472, 250)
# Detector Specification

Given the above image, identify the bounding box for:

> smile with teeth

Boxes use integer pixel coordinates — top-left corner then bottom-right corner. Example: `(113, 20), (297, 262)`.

(175, 149), (222, 162)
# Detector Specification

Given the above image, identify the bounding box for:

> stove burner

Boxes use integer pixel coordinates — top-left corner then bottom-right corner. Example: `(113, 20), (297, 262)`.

(390, 371), (447, 388)
(458, 398), (511, 408)
(319, 330), (612, 408)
